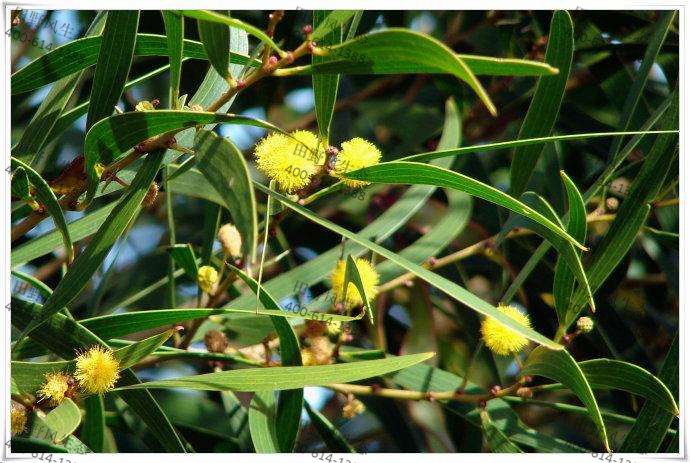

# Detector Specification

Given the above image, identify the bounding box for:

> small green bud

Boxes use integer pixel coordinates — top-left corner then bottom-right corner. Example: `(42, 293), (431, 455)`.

(576, 316), (594, 333)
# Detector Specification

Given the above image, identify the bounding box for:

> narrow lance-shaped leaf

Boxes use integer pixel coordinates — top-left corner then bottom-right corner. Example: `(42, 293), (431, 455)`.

(11, 157), (74, 262)
(162, 11), (184, 108)
(17, 150), (164, 342)
(195, 129), (258, 262)
(522, 347), (610, 452)
(249, 390), (280, 453)
(314, 28), (496, 116)
(509, 10), (573, 197)
(167, 243), (199, 280)
(254, 182), (563, 350)
(480, 410), (523, 453)
(85, 10), (140, 131)
(343, 254), (375, 324)
(177, 10), (283, 54)
(11, 33), (257, 95)
(312, 10), (343, 143)
(197, 12), (231, 78)
(345, 161), (585, 251)
(309, 10), (357, 41)
(553, 171), (587, 324)
(116, 352), (434, 392)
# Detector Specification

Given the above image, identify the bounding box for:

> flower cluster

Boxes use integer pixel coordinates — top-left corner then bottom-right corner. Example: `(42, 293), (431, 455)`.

(197, 265), (219, 294)
(480, 304), (531, 356)
(330, 258), (380, 310)
(35, 346), (121, 409)
(253, 131), (382, 193)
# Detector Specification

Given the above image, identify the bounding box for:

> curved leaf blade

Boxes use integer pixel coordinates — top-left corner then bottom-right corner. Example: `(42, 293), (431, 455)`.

(11, 157), (73, 262)
(522, 346), (610, 451)
(344, 161), (585, 251)
(85, 10), (140, 131)
(317, 28), (496, 115)
(312, 10), (342, 142)
(509, 10), (573, 197)
(195, 129), (258, 262)
(197, 13), (230, 78)
(248, 391), (280, 453)
(162, 11), (184, 108)
(43, 399), (82, 442)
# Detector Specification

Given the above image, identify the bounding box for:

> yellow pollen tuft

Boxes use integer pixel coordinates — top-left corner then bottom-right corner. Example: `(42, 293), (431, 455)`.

(253, 130), (325, 193)
(197, 266), (219, 294)
(332, 138), (382, 188)
(37, 371), (71, 406)
(75, 346), (120, 394)
(11, 404), (27, 436)
(480, 304), (531, 356)
(330, 258), (379, 310)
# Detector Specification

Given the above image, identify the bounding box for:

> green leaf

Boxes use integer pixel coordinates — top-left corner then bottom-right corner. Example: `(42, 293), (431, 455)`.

(342, 254), (375, 323)
(167, 244), (199, 280)
(621, 334), (678, 452)
(290, 53), (559, 78)
(11, 437), (69, 453)
(255, 183), (562, 350)
(11, 33), (256, 95)
(310, 10), (357, 41)
(17, 150), (164, 341)
(304, 400), (356, 453)
(81, 396), (105, 452)
(12, 202), (116, 267)
(315, 28), (496, 116)
(82, 110), (284, 208)
(538, 359), (678, 415)
(248, 391), (280, 453)
(400, 130), (677, 164)
(194, 129), (258, 261)
(553, 171), (587, 323)
(11, 12), (106, 167)
(312, 10), (342, 142)
(197, 12), (231, 78)
(11, 297), (187, 452)
(162, 11), (184, 108)
(11, 157), (74, 262)
(117, 352), (433, 392)
(85, 11), (140, 131)
(344, 161), (585, 251)
(607, 11), (675, 160)
(178, 10), (282, 53)
(480, 410), (523, 452)
(522, 346), (610, 451)
(43, 398), (81, 442)
(114, 329), (174, 370)
(228, 265), (303, 451)
(11, 166), (31, 199)
(508, 10), (573, 197)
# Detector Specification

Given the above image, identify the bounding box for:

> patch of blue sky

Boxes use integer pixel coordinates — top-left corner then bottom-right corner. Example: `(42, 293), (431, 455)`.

(285, 87), (315, 113)
(218, 106), (268, 150)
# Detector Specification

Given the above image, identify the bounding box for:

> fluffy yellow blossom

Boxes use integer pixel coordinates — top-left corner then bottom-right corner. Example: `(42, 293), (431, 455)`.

(342, 398), (365, 419)
(37, 372), (71, 406)
(197, 266), (219, 294)
(301, 336), (334, 366)
(254, 130), (325, 193)
(332, 138), (382, 188)
(75, 346), (120, 394)
(218, 223), (242, 258)
(330, 258), (379, 309)
(480, 304), (531, 356)
(11, 404), (27, 436)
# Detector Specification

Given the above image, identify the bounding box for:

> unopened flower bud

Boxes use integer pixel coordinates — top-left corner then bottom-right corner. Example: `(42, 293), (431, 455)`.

(218, 223), (242, 258)
(143, 182), (159, 208)
(516, 387), (533, 399)
(605, 197), (619, 211)
(577, 316), (594, 333)
(204, 329), (229, 353)
(342, 398), (365, 419)
(197, 266), (219, 294)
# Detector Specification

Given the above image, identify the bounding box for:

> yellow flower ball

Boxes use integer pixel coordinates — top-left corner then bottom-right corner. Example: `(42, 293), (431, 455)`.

(38, 372), (71, 406)
(480, 304), (531, 356)
(11, 404), (27, 436)
(254, 130), (325, 193)
(197, 265), (219, 294)
(330, 258), (379, 310)
(75, 346), (120, 394)
(332, 138), (382, 188)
